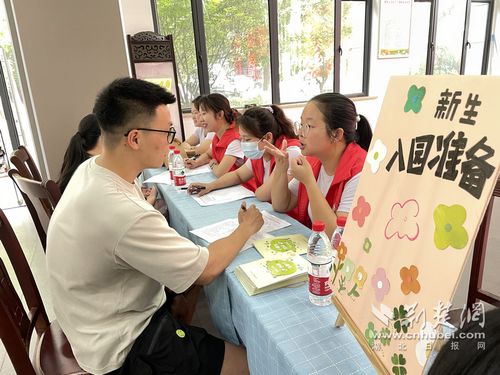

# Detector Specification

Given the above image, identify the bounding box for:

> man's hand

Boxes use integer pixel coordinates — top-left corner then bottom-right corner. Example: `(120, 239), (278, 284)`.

(238, 201), (264, 235)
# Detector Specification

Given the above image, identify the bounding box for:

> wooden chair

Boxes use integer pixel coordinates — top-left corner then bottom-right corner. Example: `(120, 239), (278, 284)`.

(0, 208), (88, 375)
(8, 169), (61, 251)
(467, 177), (500, 309)
(10, 145), (42, 181)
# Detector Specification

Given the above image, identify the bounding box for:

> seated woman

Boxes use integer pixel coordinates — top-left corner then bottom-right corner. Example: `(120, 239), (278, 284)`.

(58, 114), (102, 193)
(181, 96), (214, 156)
(188, 105), (301, 202)
(184, 93), (243, 177)
(266, 93), (372, 238)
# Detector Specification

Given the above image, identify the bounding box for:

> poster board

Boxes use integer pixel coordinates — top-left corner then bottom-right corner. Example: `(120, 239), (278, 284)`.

(127, 32), (185, 140)
(330, 76), (500, 374)
(378, 0), (412, 58)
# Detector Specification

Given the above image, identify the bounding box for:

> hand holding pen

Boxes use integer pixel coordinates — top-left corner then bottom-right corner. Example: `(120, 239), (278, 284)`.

(238, 201), (264, 235)
(185, 182), (211, 196)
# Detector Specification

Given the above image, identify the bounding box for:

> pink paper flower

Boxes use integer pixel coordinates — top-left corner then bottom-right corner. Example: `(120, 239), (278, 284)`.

(371, 267), (390, 302)
(384, 199), (420, 241)
(352, 196), (371, 227)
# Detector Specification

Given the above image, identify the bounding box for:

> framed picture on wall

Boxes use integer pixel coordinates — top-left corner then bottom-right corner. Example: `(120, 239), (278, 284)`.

(378, 0), (412, 59)
(127, 32), (185, 140)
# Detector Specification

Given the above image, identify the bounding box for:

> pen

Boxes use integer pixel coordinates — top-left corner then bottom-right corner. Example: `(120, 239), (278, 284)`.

(181, 186), (206, 191)
(240, 203), (247, 211)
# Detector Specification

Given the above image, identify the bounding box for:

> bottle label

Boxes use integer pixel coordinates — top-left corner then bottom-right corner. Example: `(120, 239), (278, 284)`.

(308, 275), (332, 296)
(173, 169), (186, 186)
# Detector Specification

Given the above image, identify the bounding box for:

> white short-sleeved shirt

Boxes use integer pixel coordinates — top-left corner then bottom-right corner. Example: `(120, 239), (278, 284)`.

(244, 145), (302, 180)
(225, 139), (245, 167)
(194, 127), (215, 144)
(46, 157), (208, 374)
(288, 168), (361, 220)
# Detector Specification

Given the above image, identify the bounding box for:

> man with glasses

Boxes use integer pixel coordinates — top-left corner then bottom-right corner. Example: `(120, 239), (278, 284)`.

(46, 78), (263, 375)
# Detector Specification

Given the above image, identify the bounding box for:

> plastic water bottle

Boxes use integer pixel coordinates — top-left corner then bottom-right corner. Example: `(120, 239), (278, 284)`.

(331, 216), (347, 255)
(167, 145), (176, 180)
(307, 221), (333, 306)
(172, 150), (186, 186)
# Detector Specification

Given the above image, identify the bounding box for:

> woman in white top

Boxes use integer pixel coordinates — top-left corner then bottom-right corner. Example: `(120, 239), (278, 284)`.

(181, 96), (214, 155)
(188, 105), (301, 202)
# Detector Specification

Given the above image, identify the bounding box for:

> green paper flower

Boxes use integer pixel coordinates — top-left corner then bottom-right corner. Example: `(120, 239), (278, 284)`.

(404, 85), (426, 113)
(364, 322), (377, 347)
(341, 258), (355, 281)
(391, 353), (407, 375)
(393, 305), (410, 333)
(433, 204), (469, 250)
(363, 237), (372, 253)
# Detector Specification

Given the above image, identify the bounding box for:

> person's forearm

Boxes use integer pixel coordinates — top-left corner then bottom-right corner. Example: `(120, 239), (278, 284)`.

(271, 167), (292, 212)
(255, 174), (273, 202)
(306, 181), (338, 237)
(210, 171), (244, 191)
(198, 225), (253, 284)
(195, 153), (211, 166)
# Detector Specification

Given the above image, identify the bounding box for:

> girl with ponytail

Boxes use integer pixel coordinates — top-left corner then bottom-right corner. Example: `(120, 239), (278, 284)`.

(184, 93), (243, 177)
(266, 93), (373, 237)
(58, 114), (101, 193)
(188, 105), (302, 202)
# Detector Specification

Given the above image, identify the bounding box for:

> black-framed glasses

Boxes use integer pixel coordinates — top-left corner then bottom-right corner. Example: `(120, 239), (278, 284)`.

(124, 126), (176, 143)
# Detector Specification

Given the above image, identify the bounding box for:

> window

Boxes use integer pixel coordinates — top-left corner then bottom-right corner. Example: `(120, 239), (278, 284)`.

(203, 0), (271, 107)
(408, 1), (431, 75)
(155, 0), (199, 108)
(464, 1), (491, 75)
(154, 0), (372, 108)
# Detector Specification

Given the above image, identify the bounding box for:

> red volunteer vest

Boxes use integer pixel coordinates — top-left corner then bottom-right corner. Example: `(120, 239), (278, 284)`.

(211, 122), (240, 173)
(250, 135), (301, 188)
(288, 142), (367, 228)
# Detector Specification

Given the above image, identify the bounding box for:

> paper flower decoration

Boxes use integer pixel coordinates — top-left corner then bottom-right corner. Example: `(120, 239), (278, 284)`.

(404, 84), (426, 113)
(337, 241), (347, 261)
(364, 322), (377, 347)
(400, 265), (421, 295)
(363, 237), (372, 253)
(384, 199), (420, 241)
(366, 139), (388, 173)
(433, 204), (469, 250)
(341, 258), (355, 281)
(371, 267), (390, 302)
(354, 266), (368, 289)
(352, 196), (371, 227)
(391, 353), (407, 375)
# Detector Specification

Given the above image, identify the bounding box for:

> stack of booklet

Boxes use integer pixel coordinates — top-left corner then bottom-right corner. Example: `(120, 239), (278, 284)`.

(235, 234), (309, 296)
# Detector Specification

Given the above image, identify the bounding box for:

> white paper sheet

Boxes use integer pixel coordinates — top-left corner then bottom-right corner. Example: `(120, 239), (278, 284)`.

(191, 185), (255, 206)
(143, 171), (172, 185)
(184, 164), (212, 176)
(190, 211), (291, 251)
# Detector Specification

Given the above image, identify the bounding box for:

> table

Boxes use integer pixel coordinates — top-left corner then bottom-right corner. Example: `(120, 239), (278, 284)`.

(143, 168), (377, 374)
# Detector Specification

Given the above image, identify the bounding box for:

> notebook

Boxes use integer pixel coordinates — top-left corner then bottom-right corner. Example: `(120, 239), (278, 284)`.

(235, 255), (308, 296)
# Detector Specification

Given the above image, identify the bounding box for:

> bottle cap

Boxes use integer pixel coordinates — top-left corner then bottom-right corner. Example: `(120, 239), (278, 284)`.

(174, 149), (181, 154)
(312, 221), (325, 232)
(336, 216), (347, 227)
(169, 145), (176, 150)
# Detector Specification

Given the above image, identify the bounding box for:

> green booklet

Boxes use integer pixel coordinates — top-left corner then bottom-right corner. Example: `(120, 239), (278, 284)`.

(235, 256), (308, 296)
(253, 234), (309, 259)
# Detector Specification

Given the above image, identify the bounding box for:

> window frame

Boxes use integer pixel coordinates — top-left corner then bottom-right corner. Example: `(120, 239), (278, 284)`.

(151, 0), (372, 108)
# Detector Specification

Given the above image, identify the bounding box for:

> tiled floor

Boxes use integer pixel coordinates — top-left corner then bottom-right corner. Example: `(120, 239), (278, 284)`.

(0, 196), (499, 374)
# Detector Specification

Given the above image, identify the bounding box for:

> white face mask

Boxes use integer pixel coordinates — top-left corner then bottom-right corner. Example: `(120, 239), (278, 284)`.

(241, 141), (264, 160)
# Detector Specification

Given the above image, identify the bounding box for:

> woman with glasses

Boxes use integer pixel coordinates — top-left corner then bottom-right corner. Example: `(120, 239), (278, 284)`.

(184, 93), (244, 177)
(180, 96), (215, 156)
(265, 93), (372, 238)
(188, 105), (301, 202)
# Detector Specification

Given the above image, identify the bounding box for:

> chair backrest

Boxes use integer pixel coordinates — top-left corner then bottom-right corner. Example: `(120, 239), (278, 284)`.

(10, 145), (42, 181)
(0, 208), (49, 331)
(0, 258), (38, 375)
(8, 169), (61, 251)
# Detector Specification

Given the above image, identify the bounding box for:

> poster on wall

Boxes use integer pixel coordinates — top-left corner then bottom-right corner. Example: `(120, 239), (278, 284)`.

(330, 75), (500, 374)
(378, 0), (412, 58)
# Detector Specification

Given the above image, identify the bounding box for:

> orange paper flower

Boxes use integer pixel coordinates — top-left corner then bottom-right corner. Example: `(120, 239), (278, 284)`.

(337, 241), (347, 261)
(400, 265), (421, 295)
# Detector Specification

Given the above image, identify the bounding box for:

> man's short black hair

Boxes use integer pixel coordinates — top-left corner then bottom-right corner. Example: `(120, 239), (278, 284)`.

(93, 77), (176, 134)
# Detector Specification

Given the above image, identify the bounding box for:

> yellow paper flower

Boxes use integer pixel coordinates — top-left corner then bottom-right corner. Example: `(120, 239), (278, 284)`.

(433, 204), (469, 250)
(354, 266), (367, 289)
